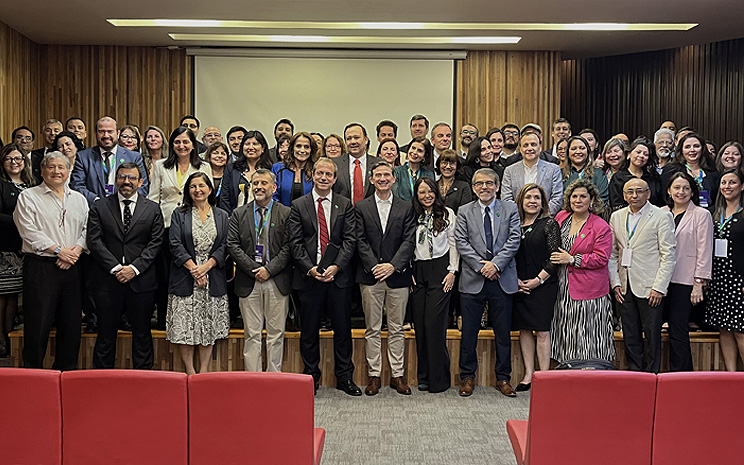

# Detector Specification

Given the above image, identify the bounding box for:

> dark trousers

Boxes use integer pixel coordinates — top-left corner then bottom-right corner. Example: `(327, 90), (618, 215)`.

(460, 279), (512, 381)
(297, 283), (354, 383)
(153, 227), (171, 329)
(93, 286), (155, 369)
(664, 283), (694, 371)
(619, 281), (663, 373)
(80, 254), (97, 324)
(22, 255), (82, 370)
(411, 255), (451, 392)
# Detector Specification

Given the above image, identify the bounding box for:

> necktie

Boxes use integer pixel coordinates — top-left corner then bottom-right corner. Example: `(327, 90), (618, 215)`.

(484, 206), (494, 260)
(353, 159), (364, 204)
(104, 152), (112, 177)
(317, 198), (329, 256)
(257, 206), (268, 264)
(123, 199), (132, 233)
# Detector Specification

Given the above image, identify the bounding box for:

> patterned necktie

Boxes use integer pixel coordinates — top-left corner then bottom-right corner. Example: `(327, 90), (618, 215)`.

(104, 152), (112, 177)
(123, 199), (133, 233)
(257, 206), (268, 264)
(317, 198), (329, 255)
(484, 206), (494, 260)
(353, 159), (364, 204)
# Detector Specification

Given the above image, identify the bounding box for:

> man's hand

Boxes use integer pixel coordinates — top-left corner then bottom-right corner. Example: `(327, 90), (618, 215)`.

(648, 289), (664, 307)
(56, 259), (72, 270)
(479, 260), (499, 280)
(613, 286), (625, 304)
(57, 246), (81, 265)
(116, 266), (136, 283)
(252, 267), (271, 282)
(373, 263), (395, 281)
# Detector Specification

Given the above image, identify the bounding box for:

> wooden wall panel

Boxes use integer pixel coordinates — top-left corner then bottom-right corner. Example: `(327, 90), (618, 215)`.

(456, 51), (562, 147)
(0, 20), (40, 144)
(562, 38), (744, 147)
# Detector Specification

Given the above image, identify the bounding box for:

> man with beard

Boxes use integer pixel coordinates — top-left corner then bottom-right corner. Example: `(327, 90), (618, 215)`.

(654, 128), (675, 173)
(501, 123), (520, 157)
(459, 123), (479, 159)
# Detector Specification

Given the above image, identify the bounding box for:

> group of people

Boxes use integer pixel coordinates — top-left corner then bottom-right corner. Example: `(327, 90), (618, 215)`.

(1, 113), (743, 398)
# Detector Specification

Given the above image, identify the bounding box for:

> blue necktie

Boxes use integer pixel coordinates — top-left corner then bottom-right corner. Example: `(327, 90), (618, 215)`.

(484, 206), (494, 260)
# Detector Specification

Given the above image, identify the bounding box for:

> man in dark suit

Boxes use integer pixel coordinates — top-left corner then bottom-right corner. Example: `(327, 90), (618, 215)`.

(455, 167), (521, 397)
(71, 116), (149, 205)
(355, 160), (416, 395)
(287, 158), (362, 396)
(268, 118), (293, 164)
(86, 162), (164, 369)
(227, 168), (292, 372)
(331, 123), (381, 204)
(30, 119), (63, 182)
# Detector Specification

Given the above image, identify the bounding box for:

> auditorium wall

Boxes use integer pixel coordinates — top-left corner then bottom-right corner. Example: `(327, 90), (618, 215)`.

(562, 37), (744, 146)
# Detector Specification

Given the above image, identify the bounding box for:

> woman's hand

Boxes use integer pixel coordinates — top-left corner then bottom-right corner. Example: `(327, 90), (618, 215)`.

(442, 272), (455, 293)
(691, 282), (704, 305)
(550, 248), (573, 265)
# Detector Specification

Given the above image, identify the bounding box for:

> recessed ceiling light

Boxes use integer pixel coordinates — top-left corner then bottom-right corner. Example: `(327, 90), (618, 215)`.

(168, 33), (522, 45)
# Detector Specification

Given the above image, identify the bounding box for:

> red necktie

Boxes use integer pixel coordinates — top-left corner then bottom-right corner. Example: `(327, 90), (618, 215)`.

(317, 197), (329, 255)
(353, 159), (364, 204)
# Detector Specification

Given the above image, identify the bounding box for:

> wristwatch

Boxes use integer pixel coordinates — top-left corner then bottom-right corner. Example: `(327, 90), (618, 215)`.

(53, 246), (61, 255)
(568, 255), (576, 266)
(537, 276), (545, 285)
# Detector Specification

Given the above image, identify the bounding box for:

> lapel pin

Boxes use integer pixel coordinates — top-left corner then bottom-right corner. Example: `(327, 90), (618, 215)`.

(271, 223), (275, 227)
(581, 233), (586, 238)
(496, 213), (500, 217)
(119, 158), (124, 163)
(334, 204), (339, 209)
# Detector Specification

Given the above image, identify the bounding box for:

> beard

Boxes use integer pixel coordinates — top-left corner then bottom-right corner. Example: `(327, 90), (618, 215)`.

(657, 148), (671, 158)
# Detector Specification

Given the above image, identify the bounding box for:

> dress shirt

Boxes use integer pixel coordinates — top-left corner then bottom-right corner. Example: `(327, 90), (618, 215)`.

(375, 192), (393, 234)
(523, 160), (538, 185)
(413, 207), (459, 273)
(349, 154), (367, 197)
(14, 183), (88, 256)
(254, 200), (273, 262)
(626, 202), (649, 245)
(110, 192), (141, 276)
(100, 145), (119, 186)
(478, 198), (498, 266)
(311, 189), (333, 263)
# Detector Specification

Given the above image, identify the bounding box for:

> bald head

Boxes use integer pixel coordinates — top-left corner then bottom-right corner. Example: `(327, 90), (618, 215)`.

(623, 178), (650, 212)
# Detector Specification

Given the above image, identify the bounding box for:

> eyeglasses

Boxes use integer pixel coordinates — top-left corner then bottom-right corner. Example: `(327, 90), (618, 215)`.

(204, 132), (221, 138)
(15, 136), (33, 142)
(4, 156), (24, 164)
(503, 130), (519, 136)
(461, 130), (477, 135)
(119, 134), (137, 140)
(624, 188), (649, 196)
(473, 180), (496, 188)
(325, 144), (341, 150)
(440, 160), (457, 166)
(117, 174), (139, 182)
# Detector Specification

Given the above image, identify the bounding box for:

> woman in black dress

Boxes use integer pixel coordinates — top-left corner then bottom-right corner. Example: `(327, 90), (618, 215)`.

(513, 184), (560, 391)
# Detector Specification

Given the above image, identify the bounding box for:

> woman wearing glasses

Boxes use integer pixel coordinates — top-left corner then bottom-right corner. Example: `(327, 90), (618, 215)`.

(322, 134), (346, 159)
(118, 125), (142, 153)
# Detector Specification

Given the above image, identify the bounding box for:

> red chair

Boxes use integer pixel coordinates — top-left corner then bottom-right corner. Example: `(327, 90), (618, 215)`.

(652, 372), (744, 465)
(506, 370), (657, 465)
(188, 372), (325, 465)
(0, 368), (62, 464)
(61, 370), (188, 465)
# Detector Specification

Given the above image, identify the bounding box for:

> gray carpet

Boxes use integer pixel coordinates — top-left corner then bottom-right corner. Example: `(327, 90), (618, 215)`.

(314, 385), (530, 465)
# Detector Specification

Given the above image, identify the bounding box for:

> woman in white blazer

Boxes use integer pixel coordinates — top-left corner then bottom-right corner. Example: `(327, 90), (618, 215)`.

(663, 171), (713, 371)
(148, 127), (212, 329)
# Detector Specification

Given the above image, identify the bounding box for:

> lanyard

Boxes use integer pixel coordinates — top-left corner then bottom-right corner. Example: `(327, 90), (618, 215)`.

(719, 206), (742, 232)
(625, 211), (641, 243)
(255, 200), (273, 239)
(685, 164), (705, 188)
(408, 165), (418, 195)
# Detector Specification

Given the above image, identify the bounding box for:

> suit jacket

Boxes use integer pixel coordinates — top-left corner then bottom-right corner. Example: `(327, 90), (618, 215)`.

(0, 180), (23, 252)
(30, 148), (46, 184)
(555, 210), (612, 300)
(71, 146), (149, 205)
(663, 202), (713, 285)
(505, 151), (560, 166)
(501, 159), (564, 215)
(355, 194), (416, 288)
(86, 194), (164, 293)
(218, 163), (251, 215)
(443, 179), (473, 214)
(609, 202), (677, 298)
(271, 163), (314, 207)
(660, 163), (719, 209)
(168, 206), (229, 297)
(148, 159), (212, 228)
(455, 198), (520, 294)
(331, 153), (381, 200)
(287, 191), (356, 290)
(227, 200), (292, 297)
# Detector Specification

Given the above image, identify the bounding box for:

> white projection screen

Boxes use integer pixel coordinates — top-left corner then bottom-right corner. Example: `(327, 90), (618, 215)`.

(194, 55), (455, 149)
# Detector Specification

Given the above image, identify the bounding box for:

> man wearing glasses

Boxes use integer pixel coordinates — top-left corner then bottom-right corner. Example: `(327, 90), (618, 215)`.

(459, 123), (479, 159)
(501, 123), (521, 157)
(86, 163), (164, 369)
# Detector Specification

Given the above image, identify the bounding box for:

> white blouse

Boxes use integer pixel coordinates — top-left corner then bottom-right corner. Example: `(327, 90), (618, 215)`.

(413, 206), (459, 273)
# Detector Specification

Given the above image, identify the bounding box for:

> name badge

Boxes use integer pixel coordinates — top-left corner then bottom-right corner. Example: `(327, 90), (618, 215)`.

(714, 239), (728, 258)
(699, 190), (710, 208)
(621, 248), (633, 267)
(105, 184), (115, 196)
(255, 244), (265, 263)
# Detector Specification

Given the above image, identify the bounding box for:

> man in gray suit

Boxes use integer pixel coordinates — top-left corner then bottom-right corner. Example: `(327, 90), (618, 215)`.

(332, 123), (381, 204)
(455, 168), (521, 397)
(609, 178), (676, 373)
(227, 169), (292, 372)
(501, 132), (563, 215)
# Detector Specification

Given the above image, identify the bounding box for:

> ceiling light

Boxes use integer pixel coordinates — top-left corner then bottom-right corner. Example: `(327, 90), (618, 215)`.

(168, 33), (522, 45)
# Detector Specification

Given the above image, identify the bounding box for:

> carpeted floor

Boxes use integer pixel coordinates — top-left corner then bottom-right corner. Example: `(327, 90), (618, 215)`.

(314, 384), (530, 465)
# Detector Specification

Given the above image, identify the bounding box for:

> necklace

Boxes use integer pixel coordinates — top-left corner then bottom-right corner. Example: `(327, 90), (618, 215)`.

(439, 178), (453, 197)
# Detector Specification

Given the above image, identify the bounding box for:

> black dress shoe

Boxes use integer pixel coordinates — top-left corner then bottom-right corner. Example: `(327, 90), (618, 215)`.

(515, 382), (531, 392)
(336, 379), (362, 396)
(314, 380), (320, 395)
(84, 322), (98, 333)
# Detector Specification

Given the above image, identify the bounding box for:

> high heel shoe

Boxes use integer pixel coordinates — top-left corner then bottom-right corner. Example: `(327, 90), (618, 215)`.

(515, 382), (531, 392)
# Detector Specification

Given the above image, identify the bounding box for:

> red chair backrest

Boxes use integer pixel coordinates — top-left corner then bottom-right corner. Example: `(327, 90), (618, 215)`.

(525, 370), (657, 465)
(61, 369), (188, 465)
(653, 372), (744, 465)
(0, 368), (62, 465)
(188, 372), (316, 465)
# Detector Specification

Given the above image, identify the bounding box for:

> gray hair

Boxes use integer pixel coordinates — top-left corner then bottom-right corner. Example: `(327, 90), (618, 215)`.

(654, 128), (675, 143)
(250, 168), (277, 184)
(472, 167), (500, 185)
(41, 151), (71, 170)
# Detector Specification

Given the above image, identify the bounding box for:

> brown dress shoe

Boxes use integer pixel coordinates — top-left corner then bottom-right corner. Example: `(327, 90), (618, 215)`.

(365, 376), (381, 396)
(390, 376), (412, 395)
(496, 380), (517, 397)
(459, 378), (475, 397)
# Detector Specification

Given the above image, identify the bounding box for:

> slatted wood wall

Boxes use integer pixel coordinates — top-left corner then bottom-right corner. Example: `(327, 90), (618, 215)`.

(562, 37), (744, 146)
(455, 51), (562, 145)
(0, 21), (40, 142)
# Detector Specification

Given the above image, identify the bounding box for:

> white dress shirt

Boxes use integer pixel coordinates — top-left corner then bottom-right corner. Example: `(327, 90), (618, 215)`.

(110, 192), (141, 275)
(374, 192), (393, 234)
(349, 154), (367, 197)
(413, 207), (459, 273)
(14, 183), (88, 256)
(312, 189), (333, 263)
(100, 144), (120, 186)
(626, 201), (649, 244)
(523, 160), (538, 185)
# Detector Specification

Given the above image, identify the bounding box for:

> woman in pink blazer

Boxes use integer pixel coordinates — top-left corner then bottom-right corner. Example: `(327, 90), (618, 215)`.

(663, 172), (713, 371)
(549, 179), (616, 362)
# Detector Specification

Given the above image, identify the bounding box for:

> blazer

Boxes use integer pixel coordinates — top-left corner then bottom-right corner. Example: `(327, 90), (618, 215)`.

(168, 206), (229, 297)
(443, 179), (473, 214)
(227, 200), (292, 297)
(663, 202), (713, 285)
(454, 198), (520, 295)
(287, 191), (356, 290)
(555, 210), (613, 300)
(608, 169), (664, 211)
(30, 148), (45, 184)
(271, 163), (314, 207)
(148, 159), (212, 228)
(608, 202), (677, 298)
(71, 146), (149, 205)
(0, 180), (23, 252)
(392, 164), (435, 202)
(505, 151), (560, 166)
(218, 163), (251, 215)
(355, 194), (416, 288)
(331, 153), (381, 200)
(501, 159), (564, 216)
(86, 194), (164, 293)
(661, 163), (720, 209)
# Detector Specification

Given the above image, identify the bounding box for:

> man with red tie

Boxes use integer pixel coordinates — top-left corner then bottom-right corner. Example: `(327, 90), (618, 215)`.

(331, 123), (381, 203)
